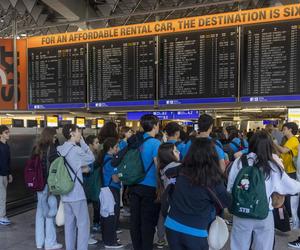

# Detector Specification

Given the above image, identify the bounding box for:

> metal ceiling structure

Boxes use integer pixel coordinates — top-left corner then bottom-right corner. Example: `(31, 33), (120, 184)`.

(0, 0), (298, 38)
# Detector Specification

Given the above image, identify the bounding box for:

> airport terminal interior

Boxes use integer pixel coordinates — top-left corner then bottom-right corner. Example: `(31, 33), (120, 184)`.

(3, 0), (300, 249)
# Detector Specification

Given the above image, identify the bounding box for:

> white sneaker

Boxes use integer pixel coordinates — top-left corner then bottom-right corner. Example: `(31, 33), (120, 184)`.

(104, 243), (124, 249)
(45, 243), (63, 250)
(88, 238), (98, 245)
(116, 229), (123, 234)
(0, 217), (11, 225)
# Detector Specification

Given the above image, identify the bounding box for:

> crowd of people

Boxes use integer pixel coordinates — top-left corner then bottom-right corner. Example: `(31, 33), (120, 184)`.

(1, 114), (300, 250)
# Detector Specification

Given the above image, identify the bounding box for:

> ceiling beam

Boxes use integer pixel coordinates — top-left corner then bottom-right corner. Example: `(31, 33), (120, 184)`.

(20, 0), (246, 32)
(41, 0), (98, 30)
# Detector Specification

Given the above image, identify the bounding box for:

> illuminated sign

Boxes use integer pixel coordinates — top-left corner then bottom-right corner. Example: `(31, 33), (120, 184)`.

(75, 117), (86, 128)
(96, 119), (105, 128)
(46, 116), (58, 128)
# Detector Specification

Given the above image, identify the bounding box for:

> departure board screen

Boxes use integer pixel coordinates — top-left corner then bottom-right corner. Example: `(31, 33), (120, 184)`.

(159, 28), (237, 105)
(88, 37), (155, 107)
(241, 21), (300, 102)
(28, 45), (86, 109)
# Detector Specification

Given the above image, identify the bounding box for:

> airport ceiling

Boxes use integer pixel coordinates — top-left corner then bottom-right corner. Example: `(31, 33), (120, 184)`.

(0, 0), (299, 38)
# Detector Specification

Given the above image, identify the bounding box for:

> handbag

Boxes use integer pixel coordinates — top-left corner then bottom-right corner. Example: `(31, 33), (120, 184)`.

(273, 205), (291, 232)
(206, 187), (229, 250)
(271, 192), (285, 209)
(55, 200), (64, 227)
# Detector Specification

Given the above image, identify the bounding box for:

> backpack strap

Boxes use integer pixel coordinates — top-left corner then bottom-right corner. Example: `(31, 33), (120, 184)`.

(57, 146), (84, 188)
(142, 136), (154, 144)
(211, 139), (223, 151)
(103, 157), (116, 187)
(63, 156), (84, 187)
(140, 135), (155, 176)
(240, 138), (246, 149)
(240, 154), (249, 168)
(231, 140), (241, 150)
(206, 187), (224, 210)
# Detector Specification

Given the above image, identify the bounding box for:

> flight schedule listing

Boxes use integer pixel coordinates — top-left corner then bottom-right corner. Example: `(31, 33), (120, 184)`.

(89, 37), (155, 107)
(28, 45), (86, 108)
(242, 21), (300, 100)
(159, 28), (237, 104)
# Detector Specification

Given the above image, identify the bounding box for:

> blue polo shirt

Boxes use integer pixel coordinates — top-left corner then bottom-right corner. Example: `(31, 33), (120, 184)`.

(230, 138), (249, 155)
(139, 133), (161, 187)
(103, 154), (121, 190)
(119, 139), (128, 151)
(182, 137), (225, 160)
(167, 140), (186, 160)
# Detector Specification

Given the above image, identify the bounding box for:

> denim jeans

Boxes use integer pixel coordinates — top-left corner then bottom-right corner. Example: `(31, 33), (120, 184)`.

(0, 176), (8, 218)
(35, 185), (58, 248)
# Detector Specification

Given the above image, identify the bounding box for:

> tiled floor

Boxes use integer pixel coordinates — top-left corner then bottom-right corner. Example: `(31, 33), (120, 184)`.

(0, 209), (298, 250)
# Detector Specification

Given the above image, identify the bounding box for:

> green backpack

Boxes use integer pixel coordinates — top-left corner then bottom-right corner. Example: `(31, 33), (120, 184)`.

(230, 155), (269, 220)
(48, 153), (83, 195)
(83, 160), (107, 201)
(112, 135), (153, 186)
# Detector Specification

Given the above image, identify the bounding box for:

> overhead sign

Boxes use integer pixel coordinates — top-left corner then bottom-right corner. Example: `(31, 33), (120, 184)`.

(28, 4), (300, 48)
(127, 110), (200, 120)
(0, 39), (27, 110)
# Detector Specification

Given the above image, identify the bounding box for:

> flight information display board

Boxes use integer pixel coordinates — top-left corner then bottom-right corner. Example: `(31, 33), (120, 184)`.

(159, 28), (237, 105)
(241, 21), (300, 102)
(28, 44), (86, 109)
(88, 37), (155, 107)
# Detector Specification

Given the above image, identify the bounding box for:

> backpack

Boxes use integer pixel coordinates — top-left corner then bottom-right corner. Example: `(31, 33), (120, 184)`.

(47, 150), (83, 195)
(24, 155), (45, 192)
(223, 139), (245, 162)
(230, 155), (269, 220)
(111, 133), (154, 186)
(83, 159), (108, 201)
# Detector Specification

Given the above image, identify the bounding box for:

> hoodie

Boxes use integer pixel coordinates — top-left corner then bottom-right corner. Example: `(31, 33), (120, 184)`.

(57, 138), (95, 202)
(227, 152), (300, 210)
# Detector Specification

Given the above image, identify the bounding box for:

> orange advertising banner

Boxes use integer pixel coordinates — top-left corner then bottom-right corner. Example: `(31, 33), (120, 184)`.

(27, 4), (300, 48)
(0, 39), (27, 110)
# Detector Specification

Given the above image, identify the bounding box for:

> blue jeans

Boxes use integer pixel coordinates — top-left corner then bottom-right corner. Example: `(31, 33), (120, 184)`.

(64, 200), (90, 250)
(35, 185), (58, 248)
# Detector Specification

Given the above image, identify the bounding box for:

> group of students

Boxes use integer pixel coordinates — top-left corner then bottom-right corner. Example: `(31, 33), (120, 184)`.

(1, 114), (300, 250)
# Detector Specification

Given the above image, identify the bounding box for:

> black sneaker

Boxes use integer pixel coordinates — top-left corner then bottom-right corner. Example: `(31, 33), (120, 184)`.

(104, 243), (124, 249)
(288, 237), (300, 248)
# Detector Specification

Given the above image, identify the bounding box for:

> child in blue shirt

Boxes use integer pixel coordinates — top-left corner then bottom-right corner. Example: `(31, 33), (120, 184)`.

(129, 114), (161, 250)
(224, 126), (249, 160)
(164, 122), (186, 160)
(100, 137), (123, 249)
(118, 126), (133, 151)
(182, 114), (226, 172)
